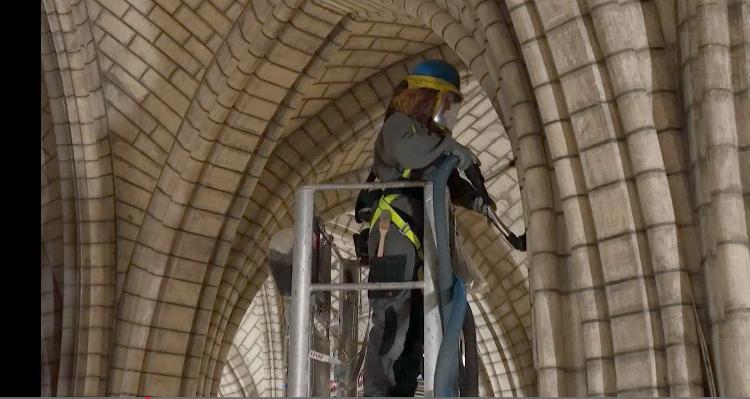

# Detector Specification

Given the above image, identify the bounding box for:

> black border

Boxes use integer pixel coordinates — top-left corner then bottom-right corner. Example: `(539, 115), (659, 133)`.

(3, 0), (44, 395)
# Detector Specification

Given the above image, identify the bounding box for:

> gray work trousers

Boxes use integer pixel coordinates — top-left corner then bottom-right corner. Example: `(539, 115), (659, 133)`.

(363, 196), (423, 397)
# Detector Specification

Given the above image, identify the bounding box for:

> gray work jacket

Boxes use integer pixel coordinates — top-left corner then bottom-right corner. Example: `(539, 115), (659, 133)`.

(372, 112), (467, 182)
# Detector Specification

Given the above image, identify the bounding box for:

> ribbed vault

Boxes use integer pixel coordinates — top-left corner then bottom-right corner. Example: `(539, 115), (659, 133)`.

(218, 69), (533, 395)
(40, 0), (750, 397)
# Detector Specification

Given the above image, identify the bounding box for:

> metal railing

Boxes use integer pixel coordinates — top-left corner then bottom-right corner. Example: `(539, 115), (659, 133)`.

(287, 181), (443, 397)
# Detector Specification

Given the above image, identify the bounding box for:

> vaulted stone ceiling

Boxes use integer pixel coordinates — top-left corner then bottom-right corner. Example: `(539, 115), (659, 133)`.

(41, 0), (750, 397)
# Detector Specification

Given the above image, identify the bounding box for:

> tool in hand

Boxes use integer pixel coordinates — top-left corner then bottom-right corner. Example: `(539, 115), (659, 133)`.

(487, 211), (526, 251)
(464, 163), (527, 252)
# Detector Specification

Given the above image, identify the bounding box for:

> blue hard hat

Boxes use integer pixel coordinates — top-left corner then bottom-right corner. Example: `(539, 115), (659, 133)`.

(409, 59), (461, 92)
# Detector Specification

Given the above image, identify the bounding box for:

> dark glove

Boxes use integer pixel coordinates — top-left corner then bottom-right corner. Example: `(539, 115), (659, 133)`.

(471, 195), (496, 218)
(464, 163), (495, 211)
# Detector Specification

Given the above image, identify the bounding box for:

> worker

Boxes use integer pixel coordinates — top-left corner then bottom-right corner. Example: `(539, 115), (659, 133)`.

(358, 59), (495, 397)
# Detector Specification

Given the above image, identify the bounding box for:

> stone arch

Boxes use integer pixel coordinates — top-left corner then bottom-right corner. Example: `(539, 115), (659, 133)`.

(209, 2), (546, 390)
(101, 0), (552, 390)
(495, 0), (737, 395)
(41, 0), (116, 395)
(37, 0), (750, 396)
(218, 343), (258, 397)
(41, 38), (64, 398)
(391, 5), (563, 394)
(219, 279), (282, 396)
(105, 1), (350, 395)
(220, 72), (534, 394)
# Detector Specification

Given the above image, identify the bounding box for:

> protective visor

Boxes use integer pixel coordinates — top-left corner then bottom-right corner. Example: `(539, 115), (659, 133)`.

(432, 91), (461, 132)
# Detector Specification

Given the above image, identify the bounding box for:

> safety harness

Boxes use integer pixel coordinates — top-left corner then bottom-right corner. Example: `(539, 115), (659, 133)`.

(369, 168), (424, 259)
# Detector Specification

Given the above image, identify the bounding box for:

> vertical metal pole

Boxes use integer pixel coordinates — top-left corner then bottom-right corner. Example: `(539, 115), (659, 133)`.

(288, 187), (315, 397)
(422, 182), (441, 397)
(312, 330), (331, 397)
(339, 261), (358, 397)
(312, 222), (332, 397)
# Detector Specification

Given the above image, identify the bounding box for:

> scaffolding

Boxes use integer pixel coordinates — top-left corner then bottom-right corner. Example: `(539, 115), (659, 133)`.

(286, 181), (444, 397)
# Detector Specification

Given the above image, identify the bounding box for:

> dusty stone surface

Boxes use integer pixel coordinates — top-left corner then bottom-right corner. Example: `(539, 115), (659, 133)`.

(41, 0), (749, 397)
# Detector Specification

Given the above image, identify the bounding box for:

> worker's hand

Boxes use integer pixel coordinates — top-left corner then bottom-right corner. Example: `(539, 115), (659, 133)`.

(446, 139), (479, 170)
(471, 195), (496, 218)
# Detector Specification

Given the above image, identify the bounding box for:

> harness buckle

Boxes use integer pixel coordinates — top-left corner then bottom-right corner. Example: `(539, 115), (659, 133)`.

(399, 223), (411, 235)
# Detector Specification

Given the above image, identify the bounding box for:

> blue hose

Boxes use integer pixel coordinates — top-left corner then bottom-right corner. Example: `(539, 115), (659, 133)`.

(430, 155), (459, 320)
(429, 154), (468, 397)
(434, 276), (467, 396)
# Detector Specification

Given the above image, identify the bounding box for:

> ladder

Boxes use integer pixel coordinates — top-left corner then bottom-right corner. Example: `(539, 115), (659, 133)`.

(286, 180), (444, 397)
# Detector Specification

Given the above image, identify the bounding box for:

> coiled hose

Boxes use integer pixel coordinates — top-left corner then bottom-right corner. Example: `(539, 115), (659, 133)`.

(431, 155), (478, 397)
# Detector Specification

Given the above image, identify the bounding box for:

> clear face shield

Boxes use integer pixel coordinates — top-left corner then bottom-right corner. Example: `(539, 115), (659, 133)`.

(432, 91), (461, 134)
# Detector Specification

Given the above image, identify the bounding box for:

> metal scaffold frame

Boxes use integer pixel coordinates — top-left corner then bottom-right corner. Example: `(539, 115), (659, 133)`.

(286, 181), (443, 397)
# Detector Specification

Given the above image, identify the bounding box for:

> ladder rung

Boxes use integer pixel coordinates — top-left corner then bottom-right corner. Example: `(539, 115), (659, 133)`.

(309, 281), (425, 291)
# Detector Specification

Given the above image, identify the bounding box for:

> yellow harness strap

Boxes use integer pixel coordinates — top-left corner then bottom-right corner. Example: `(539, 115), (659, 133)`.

(369, 168), (423, 259)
